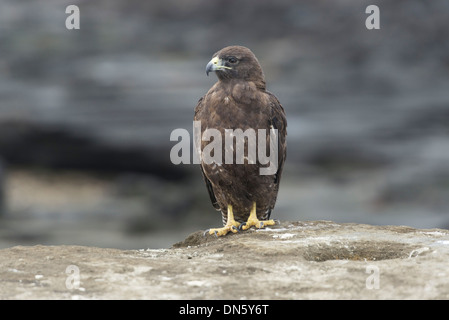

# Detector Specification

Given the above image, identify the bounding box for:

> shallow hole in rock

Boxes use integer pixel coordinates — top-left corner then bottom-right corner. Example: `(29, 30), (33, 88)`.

(303, 241), (417, 262)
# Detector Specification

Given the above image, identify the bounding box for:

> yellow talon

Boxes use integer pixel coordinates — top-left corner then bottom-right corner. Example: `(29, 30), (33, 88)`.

(240, 202), (276, 231)
(206, 204), (240, 237)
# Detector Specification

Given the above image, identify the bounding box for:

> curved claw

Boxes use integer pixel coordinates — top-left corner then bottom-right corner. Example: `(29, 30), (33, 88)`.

(231, 225), (239, 233)
(202, 229), (221, 237)
(238, 222), (247, 231)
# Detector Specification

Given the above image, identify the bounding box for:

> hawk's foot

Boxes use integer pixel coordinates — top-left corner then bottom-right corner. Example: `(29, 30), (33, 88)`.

(204, 204), (240, 237)
(239, 202), (278, 231)
(239, 219), (277, 231)
(205, 224), (239, 237)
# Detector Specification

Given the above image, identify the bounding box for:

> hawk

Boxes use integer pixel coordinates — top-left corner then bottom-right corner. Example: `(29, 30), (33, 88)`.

(194, 46), (287, 237)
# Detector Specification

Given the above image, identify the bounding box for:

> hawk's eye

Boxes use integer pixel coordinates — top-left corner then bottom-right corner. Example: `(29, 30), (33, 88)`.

(227, 57), (238, 64)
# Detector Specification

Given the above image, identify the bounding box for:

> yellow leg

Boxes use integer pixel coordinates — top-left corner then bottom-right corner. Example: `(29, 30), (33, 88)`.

(206, 204), (240, 237)
(240, 202), (276, 231)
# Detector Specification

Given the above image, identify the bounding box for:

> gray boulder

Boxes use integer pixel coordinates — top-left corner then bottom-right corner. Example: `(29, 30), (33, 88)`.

(0, 220), (448, 299)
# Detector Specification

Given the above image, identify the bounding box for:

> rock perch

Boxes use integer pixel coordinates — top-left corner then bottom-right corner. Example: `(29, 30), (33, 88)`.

(0, 221), (448, 299)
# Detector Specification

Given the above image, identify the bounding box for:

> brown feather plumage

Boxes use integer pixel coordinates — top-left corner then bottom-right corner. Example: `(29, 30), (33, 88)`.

(194, 46), (287, 225)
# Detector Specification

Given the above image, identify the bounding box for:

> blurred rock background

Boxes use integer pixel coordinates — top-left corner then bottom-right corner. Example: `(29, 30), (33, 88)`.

(0, 0), (448, 249)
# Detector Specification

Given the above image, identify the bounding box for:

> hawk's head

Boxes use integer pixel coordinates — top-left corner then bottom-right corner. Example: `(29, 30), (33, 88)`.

(206, 46), (265, 88)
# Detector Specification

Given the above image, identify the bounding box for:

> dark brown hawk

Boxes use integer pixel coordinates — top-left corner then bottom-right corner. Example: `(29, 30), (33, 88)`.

(194, 46), (287, 236)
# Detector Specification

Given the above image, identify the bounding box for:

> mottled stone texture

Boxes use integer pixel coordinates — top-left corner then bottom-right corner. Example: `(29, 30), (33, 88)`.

(1, 221), (448, 299)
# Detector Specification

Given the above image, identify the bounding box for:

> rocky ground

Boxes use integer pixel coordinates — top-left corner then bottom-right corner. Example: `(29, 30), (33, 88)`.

(1, 221), (448, 300)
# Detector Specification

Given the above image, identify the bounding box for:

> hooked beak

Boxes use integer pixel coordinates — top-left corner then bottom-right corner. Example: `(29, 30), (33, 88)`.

(206, 56), (232, 76)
